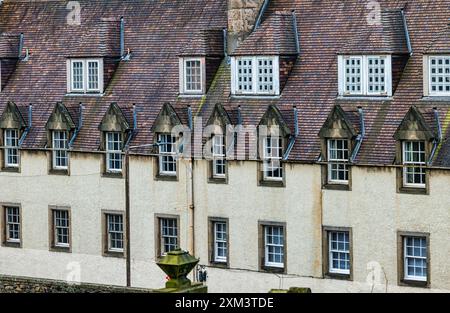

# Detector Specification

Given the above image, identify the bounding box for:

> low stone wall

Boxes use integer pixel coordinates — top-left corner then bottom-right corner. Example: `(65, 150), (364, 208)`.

(0, 275), (155, 293)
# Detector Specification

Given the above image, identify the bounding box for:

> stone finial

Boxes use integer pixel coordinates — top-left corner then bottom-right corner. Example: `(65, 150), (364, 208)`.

(156, 248), (199, 290)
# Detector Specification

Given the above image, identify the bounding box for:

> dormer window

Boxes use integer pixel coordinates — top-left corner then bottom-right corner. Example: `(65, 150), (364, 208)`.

(67, 59), (103, 94)
(338, 55), (392, 97)
(52, 131), (69, 170)
(4, 129), (19, 168)
(179, 57), (205, 95)
(327, 139), (349, 184)
(231, 56), (280, 96)
(402, 141), (426, 188)
(425, 55), (450, 96)
(212, 134), (226, 178)
(106, 132), (123, 173)
(158, 133), (177, 176)
(263, 136), (283, 181)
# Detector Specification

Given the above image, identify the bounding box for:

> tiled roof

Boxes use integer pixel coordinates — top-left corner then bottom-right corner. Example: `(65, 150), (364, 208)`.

(0, 33), (19, 58)
(0, 0), (450, 169)
(340, 9), (410, 55)
(232, 11), (298, 56)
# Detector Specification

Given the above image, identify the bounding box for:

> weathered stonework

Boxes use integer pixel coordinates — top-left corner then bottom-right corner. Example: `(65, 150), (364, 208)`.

(227, 0), (265, 53)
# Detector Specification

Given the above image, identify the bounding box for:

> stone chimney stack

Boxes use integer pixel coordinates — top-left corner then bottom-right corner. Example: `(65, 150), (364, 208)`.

(227, 0), (265, 53)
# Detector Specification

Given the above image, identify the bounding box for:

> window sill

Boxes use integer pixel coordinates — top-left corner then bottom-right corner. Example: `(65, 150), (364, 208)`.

(399, 279), (429, 288)
(420, 96), (450, 102)
(49, 168), (69, 176)
(209, 261), (229, 269)
(208, 177), (228, 185)
(2, 241), (21, 248)
(261, 266), (285, 274)
(323, 183), (350, 191)
(259, 180), (285, 188)
(178, 94), (205, 98)
(336, 96), (392, 101)
(50, 246), (71, 253)
(230, 95), (281, 100)
(325, 272), (352, 281)
(102, 172), (124, 179)
(398, 186), (428, 195)
(65, 92), (104, 97)
(103, 251), (125, 259)
(155, 174), (178, 182)
(1, 167), (20, 173)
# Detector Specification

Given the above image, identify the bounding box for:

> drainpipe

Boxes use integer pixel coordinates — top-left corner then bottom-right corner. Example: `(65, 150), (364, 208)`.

(428, 108), (442, 165)
(187, 105), (195, 258)
(292, 11), (300, 55)
(283, 106), (299, 160)
(253, 0), (270, 31)
(69, 103), (83, 148)
(124, 104), (137, 287)
(223, 28), (228, 60)
(120, 17), (131, 61)
(18, 104), (32, 146)
(350, 107), (365, 163)
(401, 8), (413, 57)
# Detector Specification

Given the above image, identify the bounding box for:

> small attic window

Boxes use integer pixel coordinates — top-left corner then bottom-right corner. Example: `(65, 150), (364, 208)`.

(67, 59), (104, 94)
(179, 57), (205, 95)
(231, 56), (280, 96)
(425, 55), (450, 96)
(338, 55), (392, 97)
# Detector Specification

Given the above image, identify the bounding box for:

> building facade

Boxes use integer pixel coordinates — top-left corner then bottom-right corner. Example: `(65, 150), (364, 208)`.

(0, 0), (449, 293)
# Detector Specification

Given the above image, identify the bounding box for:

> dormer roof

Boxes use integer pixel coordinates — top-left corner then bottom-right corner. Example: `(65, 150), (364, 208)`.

(206, 103), (232, 128)
(66, 19), (121, 57)
(425, 24), (450, 54)
(258, 105), (291, 137)
(232, 12), (299, 56)
(151, 103), (183, 134)
(319, 105), (359, 139)
(0, 101), (27, 129)
(339, 9), (409, 55)
(394, 106), (437, 141)
(46, 102), (76, 131)
(179, 29), (224, 57)
(99, 102), (130, 132)
(0, 33), (20, 58)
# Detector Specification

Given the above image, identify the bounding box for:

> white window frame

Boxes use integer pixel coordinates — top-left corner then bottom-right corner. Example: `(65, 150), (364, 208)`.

(67, 58), (104, 94)
(179, 57), (205, 95)
(53, 209), (70, 248)
(160, 218), (178, 256)
(213, 221), (227, 263)
(158, 133), (177, 176)
(231, 56), (280, 96)
(4, 128), (19, 168)
(327, 139), (349, 184)
(106, 213), (124, 253)
(264, 225), (284, 268)
(212, 134), (226, 178)
(338, 55), (392, 97)
(402, 141), (426, 189)
(5, 206), (20, 244)
(52, 130), (69, 170)
(263, 136), (283, 181)
(328, 231), (351, 275)
(427, 55), (450, 97)
(105, 132), (123, 173)
(404, 236), (427, 282)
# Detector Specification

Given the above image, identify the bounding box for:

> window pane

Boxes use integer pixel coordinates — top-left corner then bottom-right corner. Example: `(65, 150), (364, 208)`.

(344, 57), (362, 94)
(4, 129), (19, 167)
(404, 236), (427, 281)
(328, 139), (349, 183)
(329, 231), (350, 274)
(107, 214), (124, 251)
(158, 134), (177, 175)
(72, 61), (84, 90)
(257, 58), (274, 93)
(237, 58), (253, 93)
(106, 132), (122, 172)
(87, 61), (99, 91)
(264, 226), (284, 267)
(429, 56), (450, 95)
(403, 141), (426, 187)
(263, 136), (283, 180)
(184, 60), (202, 92)
(161, 218), (178, 255)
